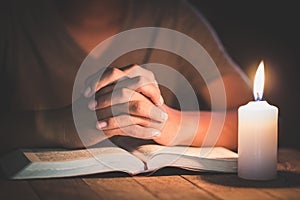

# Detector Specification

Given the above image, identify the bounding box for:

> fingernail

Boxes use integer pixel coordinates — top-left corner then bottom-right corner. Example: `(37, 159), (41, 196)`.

(152, 130), (160, 137)
(84, 87), (92, 97)
(159, 95), (164, 105)
(161, 112), (168, 121)
(96, 121), (107, 129)
(88, 100), (97, 110)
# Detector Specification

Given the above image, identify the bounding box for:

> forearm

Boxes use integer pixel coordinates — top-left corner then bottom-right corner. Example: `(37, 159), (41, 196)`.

(187, 110), (238, 150)
(156, 106), (238, 150)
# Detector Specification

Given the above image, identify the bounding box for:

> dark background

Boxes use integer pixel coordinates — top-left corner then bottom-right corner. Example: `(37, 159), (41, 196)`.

(189, 0), (300, 149)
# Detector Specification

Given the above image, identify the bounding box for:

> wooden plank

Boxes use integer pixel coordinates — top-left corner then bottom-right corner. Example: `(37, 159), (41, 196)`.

(261, 188), (300, 200)
(278, 148), (300, 172)
(183, 148), (300, 200)
(260, 148), (300, 200)
(30, 178), (100, 200)
(0, 180), (39, 200)
(1, 148), (298, 200)
(134, 175), (216, 200)
(183, 175), (277, 200)
(83, 177), (156, 200)
(278, 148), (300, 162)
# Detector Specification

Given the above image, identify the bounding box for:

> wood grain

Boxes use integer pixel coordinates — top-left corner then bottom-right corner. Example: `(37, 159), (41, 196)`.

(0, 180), (39, 200)
(260, 148), (300, 200)
(83, 177), (156, 200)
(134, 176), (216, 200)
(182, 175), (276, 200)
(0, 148), (299, 200)
(278, 148), (300, 172)
(29, 178), (100, 200)
(261, 188), (300, 200)
(183, 149), (300, 200)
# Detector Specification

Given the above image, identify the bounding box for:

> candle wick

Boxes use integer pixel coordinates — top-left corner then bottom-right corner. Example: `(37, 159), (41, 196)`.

(256, 92), (262, 101)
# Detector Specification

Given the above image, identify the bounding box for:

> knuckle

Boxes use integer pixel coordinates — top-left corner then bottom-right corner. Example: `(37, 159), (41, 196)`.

(147, 71), (155, 80)
(110, 67), (120, 77)
(119, 88), (131, 100)
(106, 117), (116, 128)
(131, 64), (141, 74)
(136, 76), (147, 86)
(131, 64), (140, 69)
(129, 101), (142, 113)
(114, 115), (127, 127)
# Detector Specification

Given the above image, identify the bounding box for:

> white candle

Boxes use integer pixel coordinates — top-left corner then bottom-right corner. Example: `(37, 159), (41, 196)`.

(238, 61), (279, 180)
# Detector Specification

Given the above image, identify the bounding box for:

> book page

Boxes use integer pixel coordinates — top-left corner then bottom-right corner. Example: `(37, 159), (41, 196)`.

(137, 145), (238, 172)
(23, 146), (128, 162)
(110, 136), (156, 162)
(112, 136), (237, 161)
(135, 144), (238, 160)
(0, 139), (145, 179)
(111, 136), (237, 172)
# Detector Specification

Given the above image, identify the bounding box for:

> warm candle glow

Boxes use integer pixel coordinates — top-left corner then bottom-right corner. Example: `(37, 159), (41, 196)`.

(253, 61), (265, 101)
(238, 60), (278, 180)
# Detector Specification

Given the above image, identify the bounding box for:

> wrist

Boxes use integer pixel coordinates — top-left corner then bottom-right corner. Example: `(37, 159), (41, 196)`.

(154, 105), (202, 146)
(153, 105), (181, 145)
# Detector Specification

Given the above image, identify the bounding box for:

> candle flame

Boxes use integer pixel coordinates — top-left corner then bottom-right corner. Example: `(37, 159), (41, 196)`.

(253, 61), (265, 101)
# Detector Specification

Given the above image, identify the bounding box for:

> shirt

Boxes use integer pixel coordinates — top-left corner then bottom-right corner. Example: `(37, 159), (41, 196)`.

(0, 0), (243, 112)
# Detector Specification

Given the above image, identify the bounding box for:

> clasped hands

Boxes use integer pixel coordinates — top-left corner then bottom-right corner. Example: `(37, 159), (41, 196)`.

(83, 64), (171, 141)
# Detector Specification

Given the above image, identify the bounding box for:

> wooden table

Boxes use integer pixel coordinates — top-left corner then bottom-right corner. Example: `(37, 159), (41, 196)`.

(1, 148), (300, 200)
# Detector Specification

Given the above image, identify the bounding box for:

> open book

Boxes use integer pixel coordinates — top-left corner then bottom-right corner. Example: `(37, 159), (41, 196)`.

(0, 137), (238, 179)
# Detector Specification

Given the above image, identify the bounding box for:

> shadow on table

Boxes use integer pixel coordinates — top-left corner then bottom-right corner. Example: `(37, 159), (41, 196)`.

(1, 167), (299, 188)
(84, 168), (300, 188)
(200, 170), (300, 188)
(81, 167), (202, 178)
(0, 166), (198, 180)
